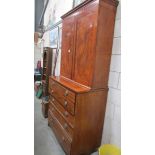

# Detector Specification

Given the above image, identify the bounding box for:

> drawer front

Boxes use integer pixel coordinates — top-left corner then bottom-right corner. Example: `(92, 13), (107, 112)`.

(49, 94), (75, 115)
(49, 103), (73, 140)
(49, 79), (76, 112)
(49, 99), (75, 129)
(48, 111), (71, 155)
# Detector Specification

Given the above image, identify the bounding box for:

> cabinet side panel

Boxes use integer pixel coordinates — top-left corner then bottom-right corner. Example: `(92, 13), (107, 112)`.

(71, 90), (108, 155)
(92, 2), (117, 89)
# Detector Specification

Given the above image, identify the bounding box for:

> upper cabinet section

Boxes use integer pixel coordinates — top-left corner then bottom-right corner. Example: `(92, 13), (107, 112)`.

(60, 0), (118, 89)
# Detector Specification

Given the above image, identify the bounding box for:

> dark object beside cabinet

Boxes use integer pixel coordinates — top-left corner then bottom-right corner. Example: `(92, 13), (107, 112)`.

(42, 47), (53, 118)
(42, 99), (49, 118)
(48, 0), (118, 154)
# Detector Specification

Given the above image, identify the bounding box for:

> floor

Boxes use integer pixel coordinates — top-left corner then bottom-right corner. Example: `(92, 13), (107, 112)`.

(34, 95), (98, 155)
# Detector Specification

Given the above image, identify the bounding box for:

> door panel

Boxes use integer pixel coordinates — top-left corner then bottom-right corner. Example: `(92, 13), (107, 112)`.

(61, 16), (75, 79)
(73, 3), (98, 87)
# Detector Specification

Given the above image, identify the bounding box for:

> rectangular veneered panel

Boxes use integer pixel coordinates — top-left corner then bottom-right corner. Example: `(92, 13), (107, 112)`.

(73, 1), (99, 87)
(61, 15), (75, 79)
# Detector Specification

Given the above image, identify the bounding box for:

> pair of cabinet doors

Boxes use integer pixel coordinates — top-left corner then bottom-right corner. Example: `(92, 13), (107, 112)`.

(61, 1), (98, 87)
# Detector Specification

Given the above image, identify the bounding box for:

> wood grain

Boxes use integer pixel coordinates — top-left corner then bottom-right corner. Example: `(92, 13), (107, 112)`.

(70, 90), (108, 155)
(48, 0), (118, 154)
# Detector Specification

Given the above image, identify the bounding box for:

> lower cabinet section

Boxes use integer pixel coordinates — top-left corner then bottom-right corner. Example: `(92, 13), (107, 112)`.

(48, 77), (108, 155)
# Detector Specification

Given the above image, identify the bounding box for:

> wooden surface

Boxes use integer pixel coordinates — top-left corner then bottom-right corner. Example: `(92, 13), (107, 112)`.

(49, 77), (76, 104)
(61, 15), (75, 79)
(60, 0), (117, 89)
(71, 90), (108, 155)
(49, 101), (74, 139)
(49, 94), (75, 116)
(50, 76), (91, 93)
(49, 98), (75, 128)
(73, 1), (98, 86)
(48, 0), (118, 154)
(61, 0), (118, 19)
(41, 101), (49, 118)
(42, 47), (53, 97)
(41, 47), (53, 118)
(92, 1), (117, 88)
(48, 110), (71, 154)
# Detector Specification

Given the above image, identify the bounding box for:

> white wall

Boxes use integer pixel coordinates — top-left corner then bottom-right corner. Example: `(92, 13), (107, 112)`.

(102, 0), (121, 147)
(34, 43), (42, 68)
(40, 0), (121, 148)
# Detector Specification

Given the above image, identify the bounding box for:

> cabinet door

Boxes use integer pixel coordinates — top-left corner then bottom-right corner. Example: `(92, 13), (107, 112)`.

(60, 16), (75, 79)
(73, 2), (98, 87)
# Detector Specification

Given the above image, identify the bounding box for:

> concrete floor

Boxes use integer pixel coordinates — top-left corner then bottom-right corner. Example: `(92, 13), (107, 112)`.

(34, 96), (98, 155)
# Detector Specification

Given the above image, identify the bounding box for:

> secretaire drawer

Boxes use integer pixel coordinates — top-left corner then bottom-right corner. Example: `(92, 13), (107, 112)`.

(49, 99), (75, 129)
(49, 78), (76, 105)
(48, 111), (71, 155)
(49, 95), (75, 115)
(49, 102), (73, 140)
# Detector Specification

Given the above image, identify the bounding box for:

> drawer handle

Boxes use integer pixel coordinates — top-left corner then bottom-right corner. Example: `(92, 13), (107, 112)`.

(51, 90), (54, 93)
(64, 123), (68, 129)
(64, 111), (68, 117)
(52, 98), (55, 102)
(64, 90), (69, 96)
(64, 101), (68, 107)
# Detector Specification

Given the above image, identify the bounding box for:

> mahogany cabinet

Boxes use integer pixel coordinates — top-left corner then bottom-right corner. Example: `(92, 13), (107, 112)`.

(48, 0), (118, 154)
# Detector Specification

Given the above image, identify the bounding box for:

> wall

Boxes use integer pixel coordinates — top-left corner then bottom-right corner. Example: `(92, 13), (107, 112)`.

(41, 0), (121, 148)
(101, 0), (121, 147)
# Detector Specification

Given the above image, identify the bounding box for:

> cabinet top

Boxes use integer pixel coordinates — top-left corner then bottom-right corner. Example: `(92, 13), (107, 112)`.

(61, 0), (119, 19)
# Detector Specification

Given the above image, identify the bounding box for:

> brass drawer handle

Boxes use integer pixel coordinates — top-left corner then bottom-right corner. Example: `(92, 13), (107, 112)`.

(52, 98), (55, 102)
(64, 111), (68, 117)
(51, 90), (54, 93)
(64, 90), (69, 96)
(64, 123), (68, 129)
(64, 101), (68, 107)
